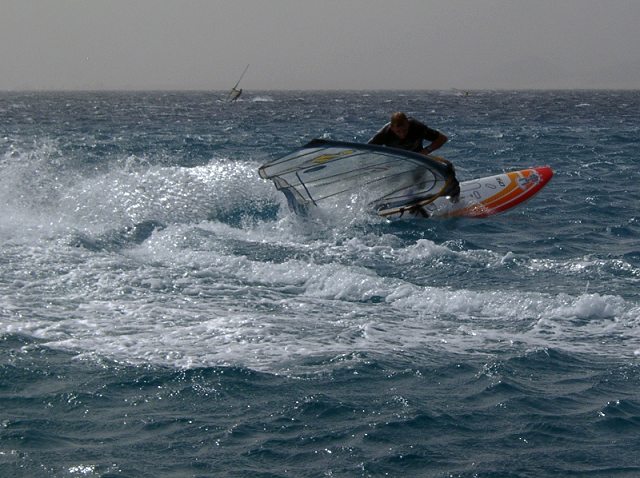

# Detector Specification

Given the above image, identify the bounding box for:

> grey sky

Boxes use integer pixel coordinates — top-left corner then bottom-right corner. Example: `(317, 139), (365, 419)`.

(2, 0), (639, 90)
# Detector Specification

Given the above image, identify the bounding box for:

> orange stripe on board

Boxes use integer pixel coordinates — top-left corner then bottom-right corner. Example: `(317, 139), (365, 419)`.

(482, 172), (528, 210)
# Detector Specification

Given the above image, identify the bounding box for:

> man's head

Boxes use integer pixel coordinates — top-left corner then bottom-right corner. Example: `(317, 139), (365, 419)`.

(389, 112), (409, 139)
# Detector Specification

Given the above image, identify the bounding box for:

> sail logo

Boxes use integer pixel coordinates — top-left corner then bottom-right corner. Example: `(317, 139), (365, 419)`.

(312, 150), (354, 164)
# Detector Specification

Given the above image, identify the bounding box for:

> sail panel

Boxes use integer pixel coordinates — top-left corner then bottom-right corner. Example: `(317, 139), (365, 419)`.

(259, 139), (454, 215)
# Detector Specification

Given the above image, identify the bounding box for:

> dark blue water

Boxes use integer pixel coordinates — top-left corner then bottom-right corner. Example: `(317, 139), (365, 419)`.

(1, 91), (639, 477)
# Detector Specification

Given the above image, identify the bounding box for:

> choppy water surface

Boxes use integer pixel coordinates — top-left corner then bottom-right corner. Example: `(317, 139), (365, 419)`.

(1, 90), (639, 477)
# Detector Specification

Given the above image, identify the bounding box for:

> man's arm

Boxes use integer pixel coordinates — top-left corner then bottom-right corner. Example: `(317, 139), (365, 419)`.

(421, 132), (448, 155)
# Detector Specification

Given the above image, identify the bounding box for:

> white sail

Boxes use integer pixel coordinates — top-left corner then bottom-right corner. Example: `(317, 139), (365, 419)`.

(259, 139), (455, 217)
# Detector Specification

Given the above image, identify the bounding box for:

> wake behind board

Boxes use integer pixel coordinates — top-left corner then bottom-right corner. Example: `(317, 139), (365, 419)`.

(380, 166), (553, 220)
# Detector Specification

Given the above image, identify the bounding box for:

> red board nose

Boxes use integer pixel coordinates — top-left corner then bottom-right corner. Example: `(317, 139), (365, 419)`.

(535, 166), (554, 183)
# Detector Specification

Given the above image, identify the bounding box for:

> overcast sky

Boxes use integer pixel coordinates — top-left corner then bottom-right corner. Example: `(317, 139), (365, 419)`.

(2, 0), (639, 91)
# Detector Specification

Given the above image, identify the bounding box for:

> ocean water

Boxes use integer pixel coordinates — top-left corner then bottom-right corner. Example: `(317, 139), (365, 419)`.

(1, 90), (639, 477)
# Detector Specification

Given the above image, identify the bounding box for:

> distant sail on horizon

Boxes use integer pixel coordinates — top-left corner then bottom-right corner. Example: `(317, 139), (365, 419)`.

(227, 64), (249, 102)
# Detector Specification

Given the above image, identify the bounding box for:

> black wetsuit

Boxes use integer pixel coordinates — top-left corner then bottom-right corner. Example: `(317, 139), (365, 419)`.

(367, 118), (440, 152)
(368, 118), (460, 201)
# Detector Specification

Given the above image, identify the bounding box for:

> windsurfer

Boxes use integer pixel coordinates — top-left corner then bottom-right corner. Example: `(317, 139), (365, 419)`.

(229, 88), (242, 101)
(368, 112), (460, 201)
(227, 64), (249, 102)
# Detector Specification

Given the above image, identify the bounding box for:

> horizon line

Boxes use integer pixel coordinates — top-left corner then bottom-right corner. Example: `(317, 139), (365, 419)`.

(2, 87), (640, 93)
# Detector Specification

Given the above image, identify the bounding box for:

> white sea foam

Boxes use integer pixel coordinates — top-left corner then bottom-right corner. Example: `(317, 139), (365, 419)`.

(59, 158), (276, 227)
(2, 218), (637, 373)
(251, 96), (275, 102)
